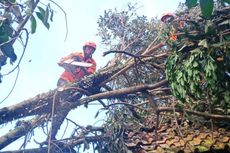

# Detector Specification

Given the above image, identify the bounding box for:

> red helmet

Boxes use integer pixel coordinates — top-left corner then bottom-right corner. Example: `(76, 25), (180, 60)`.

(83, 42), (96, 50)
(161, 12), (175, 23)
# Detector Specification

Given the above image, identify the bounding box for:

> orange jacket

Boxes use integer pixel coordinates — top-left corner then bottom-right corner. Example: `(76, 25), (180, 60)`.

(58, 52), (96, 83)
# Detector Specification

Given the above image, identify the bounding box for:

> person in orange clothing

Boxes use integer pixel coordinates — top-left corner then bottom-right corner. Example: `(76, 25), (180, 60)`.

(57, 42), (97, 86)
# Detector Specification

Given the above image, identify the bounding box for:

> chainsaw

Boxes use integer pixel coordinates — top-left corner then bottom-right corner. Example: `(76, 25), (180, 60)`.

(59, 59), (92, 74)
(63, 59), (93, 67)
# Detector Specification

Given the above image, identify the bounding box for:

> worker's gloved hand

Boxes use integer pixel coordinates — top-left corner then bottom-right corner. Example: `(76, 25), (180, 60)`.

(73, 56), (81, 62)
(63, 64), (78, 73)
(80, 67), (89, 75)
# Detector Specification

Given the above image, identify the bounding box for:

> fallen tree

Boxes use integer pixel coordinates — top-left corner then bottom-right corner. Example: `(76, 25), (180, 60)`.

(0, 40), (168, 152)
(1, 1), (230, 153)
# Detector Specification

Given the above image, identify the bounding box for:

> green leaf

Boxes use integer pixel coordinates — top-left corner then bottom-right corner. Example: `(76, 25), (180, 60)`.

(224, 93), (230, 102)
(0, 34), (8, 43)
(177, 71), (183, 79)
(50, 10), (54, 22)
(199, 0), (214, 18)
(26, 0), (35, 14)
(43, 5), (50, 29)
(44, 22), (50, 29)
(30, 15), (37, 34)
(181, 79), (185, 86)
(188, 69), (193, 76)
(44, 5), (49, 24)
(94, 110), (100, 118)
(8, 0), (16, 3)
(224, 34), (230, 41)
(205, 21), (216, 35)
(36, 6), (50, 30)
(185, 0), (198, 9)
(0, 26), (9, 43)
(36, 12), (50, 29)
(36, 12), (43, 22)
(198, 39), (208, 48)
(222, 0), (230, 4)
(1, 43), (17, 62)
(3, 23), (13, 37)
(193, 61), (198, 67)
(195, 75), (200, 81)
(37, 6), (46, 18)
(190, 82), (196, 93)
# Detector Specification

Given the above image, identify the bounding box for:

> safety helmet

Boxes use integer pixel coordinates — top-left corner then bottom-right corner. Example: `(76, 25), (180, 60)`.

(83, 42), (96, 50)
(161, 12), (175, 23)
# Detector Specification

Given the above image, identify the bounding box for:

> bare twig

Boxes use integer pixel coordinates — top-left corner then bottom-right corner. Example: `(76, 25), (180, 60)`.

(106, 102), (147, 111)
(100, 42), (165, 86)
(49, 0), (68, 41)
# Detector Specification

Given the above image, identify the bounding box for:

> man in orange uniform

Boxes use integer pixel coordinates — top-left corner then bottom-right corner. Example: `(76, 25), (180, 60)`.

(57, 42), (97, 86)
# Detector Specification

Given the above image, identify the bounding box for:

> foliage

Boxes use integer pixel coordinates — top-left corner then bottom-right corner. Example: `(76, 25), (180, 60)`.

(96, 2), (230, 151)
(97, 3), (159, 57)
(166, 46), (230, 107)
(0, 0), (54, 82)
(97, 3), (163, 89)
(1, 1), (230, 153)
(96, 3), (169, 152)
(185, 0), (230, 18)
(164, 2), (230, 112)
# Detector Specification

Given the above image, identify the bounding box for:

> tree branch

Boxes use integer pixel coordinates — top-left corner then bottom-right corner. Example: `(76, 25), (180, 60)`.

(100, 42), (165, 86)
(0, 65), (123, 125)
(77, 79), (168, 106)
(0, 115), (46, 150)
(0, 134), (109, 153)
(157, 107), (230, 121)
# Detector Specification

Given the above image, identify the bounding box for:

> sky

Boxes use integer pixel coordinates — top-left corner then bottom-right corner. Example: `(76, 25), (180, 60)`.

(0, 0), (182, 151)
